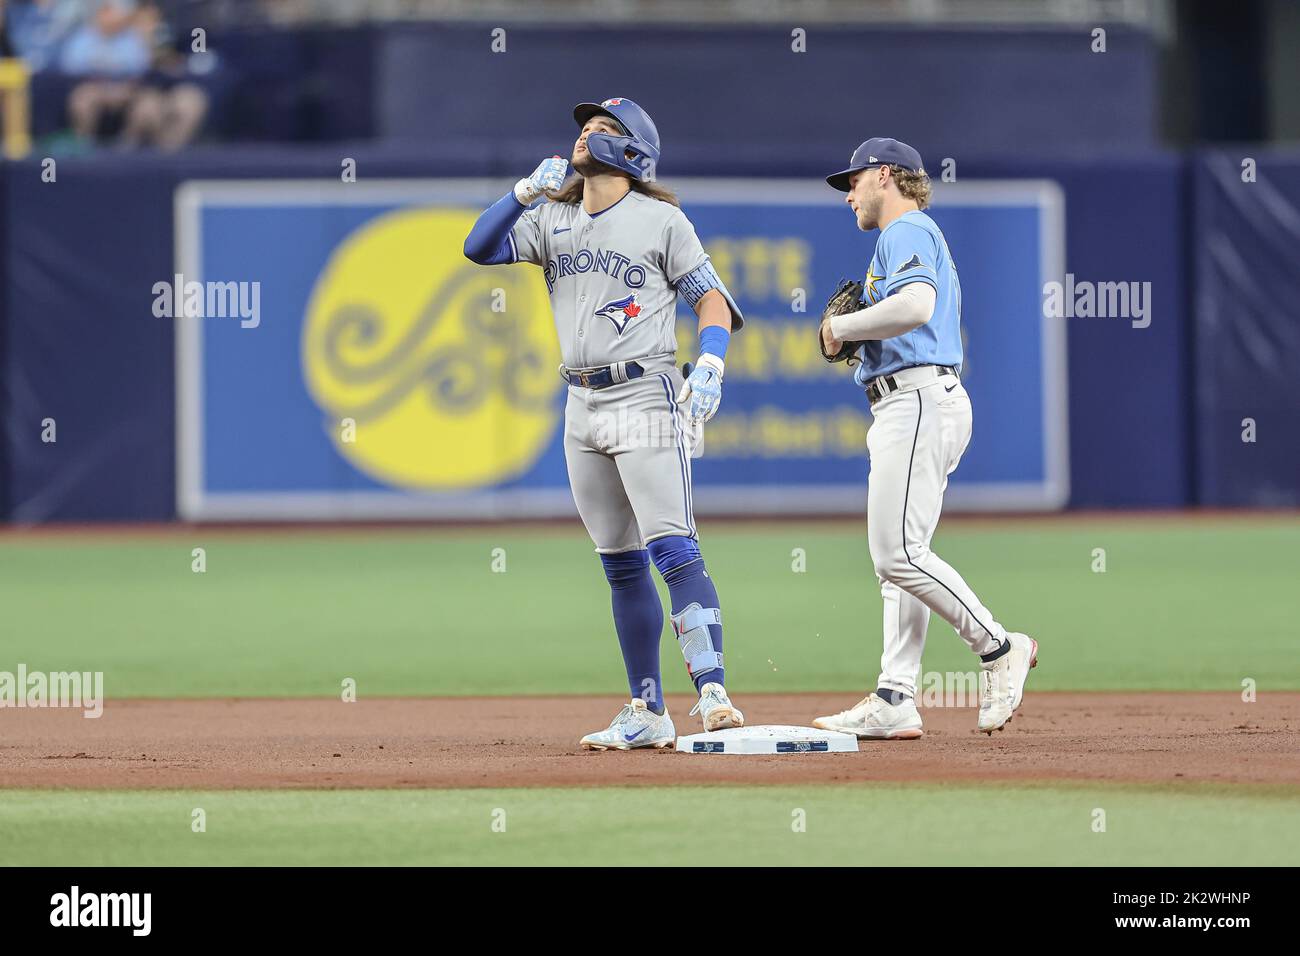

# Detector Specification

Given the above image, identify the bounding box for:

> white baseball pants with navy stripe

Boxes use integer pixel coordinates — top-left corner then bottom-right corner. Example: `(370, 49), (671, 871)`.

(563, 366), (699, 553)
(866, 376), (1008, 697)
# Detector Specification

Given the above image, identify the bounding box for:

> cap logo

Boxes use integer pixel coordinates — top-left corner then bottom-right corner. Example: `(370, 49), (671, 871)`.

(603, 98), (623, 107)
(869, 156), (879, 163)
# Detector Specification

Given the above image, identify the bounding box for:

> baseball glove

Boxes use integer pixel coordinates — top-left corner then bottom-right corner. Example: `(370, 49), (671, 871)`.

(818, 278), (866, 365)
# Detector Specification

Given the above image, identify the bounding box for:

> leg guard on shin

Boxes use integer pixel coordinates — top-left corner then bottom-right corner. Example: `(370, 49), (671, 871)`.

(648, 535), (725, 690)
(671, 602), (723, 681)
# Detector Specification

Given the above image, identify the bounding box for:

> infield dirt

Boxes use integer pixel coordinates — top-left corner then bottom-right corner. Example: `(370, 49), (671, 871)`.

(2, 692), (1297, 790)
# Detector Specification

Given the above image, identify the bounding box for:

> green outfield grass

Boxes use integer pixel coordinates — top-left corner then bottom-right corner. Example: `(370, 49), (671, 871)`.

(0, 784), (1295, 866)
(0, 518), (1295, 697)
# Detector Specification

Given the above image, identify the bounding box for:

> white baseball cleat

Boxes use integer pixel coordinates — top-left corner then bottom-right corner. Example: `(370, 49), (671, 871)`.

(978, 632), (1038, 734)
(579, 699), (676, 751)
(690, 681), (744, 731)
(812, 694), (924, 739)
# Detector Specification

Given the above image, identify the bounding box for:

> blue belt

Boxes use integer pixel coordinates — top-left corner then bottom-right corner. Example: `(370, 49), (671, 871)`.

(560, 360), (646, 390)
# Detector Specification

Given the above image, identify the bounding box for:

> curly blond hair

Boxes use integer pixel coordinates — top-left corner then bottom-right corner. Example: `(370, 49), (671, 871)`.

(890, 166), (932, 210)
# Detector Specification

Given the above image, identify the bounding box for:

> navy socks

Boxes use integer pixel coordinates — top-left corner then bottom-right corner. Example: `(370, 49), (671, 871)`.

(600, 537), (727, 710)
(600, 551), (665, 714)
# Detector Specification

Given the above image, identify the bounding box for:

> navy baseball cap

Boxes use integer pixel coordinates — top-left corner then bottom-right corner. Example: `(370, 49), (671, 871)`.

(826, 138), (925, 191)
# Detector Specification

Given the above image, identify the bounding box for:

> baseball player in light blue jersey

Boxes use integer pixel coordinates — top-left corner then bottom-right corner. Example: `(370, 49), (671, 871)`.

(812, 138), (1039, 739)
(464, 97), (746, 750)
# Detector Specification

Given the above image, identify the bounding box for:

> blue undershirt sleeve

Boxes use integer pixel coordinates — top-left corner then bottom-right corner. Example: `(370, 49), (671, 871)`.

(463, 191), (528, 265)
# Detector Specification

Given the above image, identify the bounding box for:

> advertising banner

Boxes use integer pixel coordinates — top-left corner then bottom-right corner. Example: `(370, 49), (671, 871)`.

(175, 178), (1066, 519)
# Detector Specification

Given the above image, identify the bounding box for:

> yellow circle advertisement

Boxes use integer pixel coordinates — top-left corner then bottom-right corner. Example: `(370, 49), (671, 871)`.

(302, 208), (560, 489)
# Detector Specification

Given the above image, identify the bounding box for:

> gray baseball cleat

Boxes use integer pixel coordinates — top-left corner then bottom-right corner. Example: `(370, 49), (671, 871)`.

(580, 699), (676, 751)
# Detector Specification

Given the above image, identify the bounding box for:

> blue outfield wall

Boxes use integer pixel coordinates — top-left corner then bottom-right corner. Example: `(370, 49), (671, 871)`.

(0, 145), (1210, 522)
(1192, 150), (1300, 507)
(0, 159), (178, 523)
(961, 154), (1194, 509)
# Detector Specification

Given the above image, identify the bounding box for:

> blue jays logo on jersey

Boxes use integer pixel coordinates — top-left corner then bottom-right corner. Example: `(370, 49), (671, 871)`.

(594, 293), (643, 334)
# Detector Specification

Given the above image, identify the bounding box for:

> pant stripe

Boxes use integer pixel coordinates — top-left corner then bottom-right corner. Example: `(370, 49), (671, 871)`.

(676, 388), (697, 534)
(901, 390), (999, 644)
(657, 373), (695, 537)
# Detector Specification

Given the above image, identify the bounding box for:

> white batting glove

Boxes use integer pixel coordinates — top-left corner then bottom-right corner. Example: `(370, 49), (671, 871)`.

(514, 156), (569, 205)
(675, 354), (725, 425)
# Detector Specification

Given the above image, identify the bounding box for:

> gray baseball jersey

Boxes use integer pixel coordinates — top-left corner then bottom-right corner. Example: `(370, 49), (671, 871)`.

(502, 190), (740, 551)
(510, 191), (740, 370)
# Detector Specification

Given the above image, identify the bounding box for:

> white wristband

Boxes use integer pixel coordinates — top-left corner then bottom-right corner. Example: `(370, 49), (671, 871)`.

(696, 352), (725, 378)
(514, 178), (540, 206)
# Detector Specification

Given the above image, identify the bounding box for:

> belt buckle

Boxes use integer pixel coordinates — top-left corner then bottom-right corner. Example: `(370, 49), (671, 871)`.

(580, 372), (593, 387)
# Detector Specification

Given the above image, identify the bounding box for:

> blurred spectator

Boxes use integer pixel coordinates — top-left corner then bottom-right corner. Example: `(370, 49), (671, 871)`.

(3, 1), (85, 70)
(61, 0), (208, 150)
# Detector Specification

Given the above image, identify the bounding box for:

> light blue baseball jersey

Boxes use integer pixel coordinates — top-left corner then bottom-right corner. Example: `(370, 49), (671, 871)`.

(853, 210), (963, 385)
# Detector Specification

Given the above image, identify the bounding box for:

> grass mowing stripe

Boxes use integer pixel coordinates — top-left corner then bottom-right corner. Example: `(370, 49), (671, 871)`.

(1, 521), (1296, 696)
(0, 785), (1296, 866)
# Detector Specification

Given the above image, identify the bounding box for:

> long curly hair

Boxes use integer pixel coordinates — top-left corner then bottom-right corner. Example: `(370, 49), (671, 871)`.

(546, 173), (680, 208)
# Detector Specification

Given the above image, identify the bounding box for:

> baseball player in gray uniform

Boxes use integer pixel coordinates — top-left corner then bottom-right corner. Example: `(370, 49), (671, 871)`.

(811, 138), (1039, 739)
(464, 97), (745, 750)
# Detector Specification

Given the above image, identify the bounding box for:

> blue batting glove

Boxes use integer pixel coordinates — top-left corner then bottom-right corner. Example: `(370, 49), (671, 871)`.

(675, 354), (725, 425)
(514, 156), (570, 205)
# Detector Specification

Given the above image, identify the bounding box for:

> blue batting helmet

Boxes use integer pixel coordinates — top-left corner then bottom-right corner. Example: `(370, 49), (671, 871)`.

(573, 97), (661, 182)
